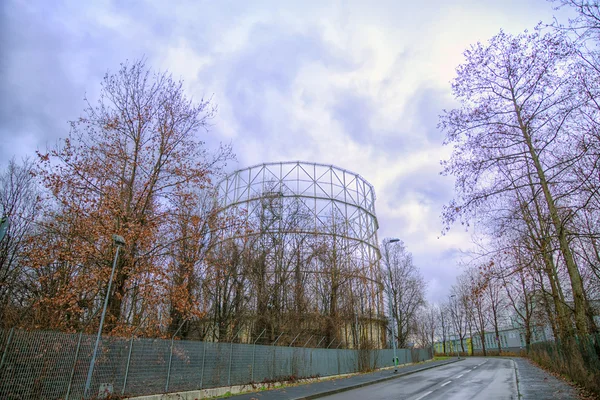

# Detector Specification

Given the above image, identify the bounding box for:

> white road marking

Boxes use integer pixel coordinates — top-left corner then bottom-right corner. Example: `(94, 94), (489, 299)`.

(414, 391), (433, 400)
(456, 374), (464, 378)
(441, 381), (452, 387)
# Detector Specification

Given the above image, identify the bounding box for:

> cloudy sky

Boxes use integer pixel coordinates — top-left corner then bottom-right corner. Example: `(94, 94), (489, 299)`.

(0, 0), (573, 303)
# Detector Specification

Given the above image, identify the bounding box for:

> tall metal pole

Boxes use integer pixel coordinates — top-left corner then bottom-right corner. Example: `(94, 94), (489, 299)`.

(251, 329), (266, 383)
(289, 332), (301, 347)
(84, 235), (125, 398)
(0, 214), (9, 242)
(450, 294), (460, 359)
(122, 316), (146, 396)
(383, 238), (399, 373)
(65, 332), (83, 400)
(166, 320), (186, 392)
(388, 288), (398, 372)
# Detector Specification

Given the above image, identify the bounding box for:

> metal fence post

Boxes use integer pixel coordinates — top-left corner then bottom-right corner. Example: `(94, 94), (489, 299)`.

(301, 335), (312, 378)
(200, 341), (207, 390)
(166, 321), (186, 393)
(311, 337), (325, 377)
(271, 345), (276, 381)
(289, 332), (301, 347)
(65, 332), (83, 400)
(271, 332), (284, 380)
(228, 328), (243, 387)
(337, 348), (340, 376)
(251, 329), (266, 383)
(84, 239), (123, 398)
(336, 343), (343, 374)
(121, 335), (135, 395)
(227, 340), (233, 387)
(288, 332), (300, 378)
(302, 335), (313, 348)
(121, 319), (146, 396)
(0, 327), (14, 370)
(316, 336), (326, 348)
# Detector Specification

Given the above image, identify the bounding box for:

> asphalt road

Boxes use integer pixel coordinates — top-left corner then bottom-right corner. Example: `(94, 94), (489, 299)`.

(319, 357), (518, 400)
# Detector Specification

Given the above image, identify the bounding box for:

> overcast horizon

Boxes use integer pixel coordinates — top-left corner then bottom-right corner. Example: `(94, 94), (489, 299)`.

(0, 0), (574, 304)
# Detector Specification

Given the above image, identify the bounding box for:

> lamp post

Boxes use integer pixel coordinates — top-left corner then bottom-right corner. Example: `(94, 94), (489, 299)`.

(450, 294), (460, 359)
(84, 234), (126, 398)
(382, 238), (400, 372)
(0, 214), (8, 242)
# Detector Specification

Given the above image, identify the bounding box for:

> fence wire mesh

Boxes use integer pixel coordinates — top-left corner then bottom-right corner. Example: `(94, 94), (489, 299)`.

(529, 334), (600, 397)
(0, 329), (432, 399)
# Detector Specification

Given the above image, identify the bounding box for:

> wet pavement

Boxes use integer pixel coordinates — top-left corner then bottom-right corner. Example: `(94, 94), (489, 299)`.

(512, 357), (579, 399)
(226, 356), (580, 400)
(227, 358), (461, 400)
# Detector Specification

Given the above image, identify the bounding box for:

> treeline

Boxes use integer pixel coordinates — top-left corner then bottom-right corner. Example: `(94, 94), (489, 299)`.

(410, 8), (600, 394)
(0, 60), (233, 337)
(0, 60), (428, 347)
(437, 0), (600, 343)
(407, 1), (600, 366)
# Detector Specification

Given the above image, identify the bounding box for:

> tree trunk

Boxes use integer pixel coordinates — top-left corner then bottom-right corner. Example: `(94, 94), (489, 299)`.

(513, 96), (591, 336)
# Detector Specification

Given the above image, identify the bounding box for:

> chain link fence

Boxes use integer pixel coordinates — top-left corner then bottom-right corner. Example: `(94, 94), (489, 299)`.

(0, 328), (432, 399)
(529, 333), (600, 397)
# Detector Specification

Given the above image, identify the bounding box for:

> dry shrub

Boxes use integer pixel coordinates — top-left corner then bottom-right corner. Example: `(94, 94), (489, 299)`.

(529, 335), (600, 397)
(357, 340), (380, 372)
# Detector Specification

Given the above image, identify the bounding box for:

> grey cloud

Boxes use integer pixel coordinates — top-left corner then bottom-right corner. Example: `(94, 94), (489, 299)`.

(214, 24), (353, 166)
(0, 0), (161, 163)
(332, 91), (374, 146)
(2, 0), (545, 304)
(406, 86), (456, 144)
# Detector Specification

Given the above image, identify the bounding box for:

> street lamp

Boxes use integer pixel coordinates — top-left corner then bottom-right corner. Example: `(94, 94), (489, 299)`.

(450, 294), (460, 359)
(382, 238), (400, 373)
(84, 234), (126, 398)
(0, 214), (8, 242)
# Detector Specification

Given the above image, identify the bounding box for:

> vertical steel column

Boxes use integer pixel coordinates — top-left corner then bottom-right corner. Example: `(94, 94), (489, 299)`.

(199, 342), (207, 390)
(0, 327), (14, 370)
(84, 237), (124, 398)
(65, 332), (83, 400)
(227, 328), (243, 387)
(251, 329), (265, 383)
(388, 288), (398, 372)
(165, 321), (186, 392)
(121, 336), (135, 395)
(271, 332), (284, 381)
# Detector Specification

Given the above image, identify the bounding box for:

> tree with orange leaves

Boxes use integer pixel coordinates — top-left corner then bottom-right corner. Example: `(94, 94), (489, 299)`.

(27, 59), (233, 336)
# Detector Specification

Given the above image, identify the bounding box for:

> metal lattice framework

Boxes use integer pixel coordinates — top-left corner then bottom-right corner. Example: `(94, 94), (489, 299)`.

(215, 161), (383, 322)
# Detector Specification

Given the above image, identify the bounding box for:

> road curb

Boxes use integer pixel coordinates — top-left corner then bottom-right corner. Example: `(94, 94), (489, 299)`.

(511, 358), (522, 399)
(293, 359), (464, 400)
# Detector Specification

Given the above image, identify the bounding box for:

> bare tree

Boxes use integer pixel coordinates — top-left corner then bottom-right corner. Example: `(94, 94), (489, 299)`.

(438, 302), (450, 354)
(440, 29), (597, 336)
(448, 288), (467, 354)
(0, 158), (40, 327)
(381, 239), (426, 348)
(414, 303), (438, 350)
(29, 59), (232, 335)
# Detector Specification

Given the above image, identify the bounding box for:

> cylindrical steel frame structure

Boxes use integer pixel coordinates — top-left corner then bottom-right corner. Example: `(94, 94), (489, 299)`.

(214, 161), (384, 346)
(217, 161), (379, 264)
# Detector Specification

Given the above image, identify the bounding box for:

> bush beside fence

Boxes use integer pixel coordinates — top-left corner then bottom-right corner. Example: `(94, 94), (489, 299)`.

(0, 329), (432, 399)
